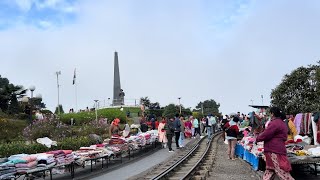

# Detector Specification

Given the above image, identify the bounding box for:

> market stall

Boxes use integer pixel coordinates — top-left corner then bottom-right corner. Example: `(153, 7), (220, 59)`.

(0, 127), (159, 180)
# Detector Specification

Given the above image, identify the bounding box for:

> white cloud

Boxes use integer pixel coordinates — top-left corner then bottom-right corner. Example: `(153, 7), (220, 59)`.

(14, 0), (33, 12)
(38, 20), (52, 28)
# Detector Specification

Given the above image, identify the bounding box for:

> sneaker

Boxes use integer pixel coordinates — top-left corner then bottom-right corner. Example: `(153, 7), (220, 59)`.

(169, 150), (174, 152)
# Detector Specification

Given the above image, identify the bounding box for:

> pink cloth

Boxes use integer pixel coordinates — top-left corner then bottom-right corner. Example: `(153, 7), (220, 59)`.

(185, 121), (192, 129)
(15, 161), (37, 168)
(22, 156), (37, 163)
(62, 150), (72, 155)
(294, 113), (303, 134)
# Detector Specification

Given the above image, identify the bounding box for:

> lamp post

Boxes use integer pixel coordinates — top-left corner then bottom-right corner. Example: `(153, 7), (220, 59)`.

(29, 85), (35, 98)
(261, 95), (264, 105)
(178, 97), (182, 114)
(56, 71), (61, 115)
(94, 100), (99, 121)
(108, 98), (111, 107)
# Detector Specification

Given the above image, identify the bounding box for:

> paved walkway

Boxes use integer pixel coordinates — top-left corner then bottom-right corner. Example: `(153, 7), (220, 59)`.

(209, 138), (259, 180)
(90, 139), (190, 180)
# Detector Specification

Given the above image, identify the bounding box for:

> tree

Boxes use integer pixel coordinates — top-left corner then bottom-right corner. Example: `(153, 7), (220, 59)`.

(162, 104), (178, 118)
(0, 75), (27, 113)
(140, 97), (151, 108)
(55, 104), (65, 114)
(195, 99), (220, 116)
(162, 104), (192, 118)
(271, 63), (320, 115)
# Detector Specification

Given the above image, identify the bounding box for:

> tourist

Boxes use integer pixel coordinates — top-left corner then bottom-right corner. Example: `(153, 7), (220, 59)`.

(205, 116), (212, 142)
(179, 116), (185, 148)
(256, 107), (294, 180)
(158, 117), (167, 148)
(184, 117), (192, 138)
(240, 115), (250, 128)
(201, 117), (207, 135)
(221, 115), (229, 141)
(151, 118), (156, 130)
(210, 114), (217, 134)
(192, 116), (200, 137)
(173, 114), (181, 149)
(140, 117), (148, 132)
(165, 117), (175, 152)
(224, 116), (240, 160)
(109, 118), (122, 136)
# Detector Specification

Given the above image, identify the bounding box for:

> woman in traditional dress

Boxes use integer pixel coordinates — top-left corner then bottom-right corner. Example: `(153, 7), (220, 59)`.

(256, 107), (294, 180)
(158, 117), (168, 148)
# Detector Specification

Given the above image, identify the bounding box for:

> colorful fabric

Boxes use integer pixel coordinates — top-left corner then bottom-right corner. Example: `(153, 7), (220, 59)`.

(263, 152), (294, 180)
(294, 113), (303, 134)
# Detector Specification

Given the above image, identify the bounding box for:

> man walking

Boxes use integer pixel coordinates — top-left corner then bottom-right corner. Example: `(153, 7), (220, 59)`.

(173, 114), (181, 149)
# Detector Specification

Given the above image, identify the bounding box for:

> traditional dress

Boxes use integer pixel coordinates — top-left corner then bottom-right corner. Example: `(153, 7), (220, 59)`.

(257, 118), (294, 180)
(158, 122), (167, 143)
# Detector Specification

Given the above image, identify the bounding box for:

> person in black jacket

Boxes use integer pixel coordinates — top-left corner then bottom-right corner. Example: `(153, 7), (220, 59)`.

(165, 117), (175, 152)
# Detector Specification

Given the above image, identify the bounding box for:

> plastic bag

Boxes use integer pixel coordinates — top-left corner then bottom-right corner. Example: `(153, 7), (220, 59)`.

(36, 137), (57, 148)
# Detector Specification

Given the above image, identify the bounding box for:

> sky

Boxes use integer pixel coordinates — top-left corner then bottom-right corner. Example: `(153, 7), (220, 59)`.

(0, 0), (320, 114)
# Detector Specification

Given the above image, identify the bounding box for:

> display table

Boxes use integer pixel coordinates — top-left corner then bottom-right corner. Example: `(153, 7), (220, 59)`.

(235, 144), (260, 171)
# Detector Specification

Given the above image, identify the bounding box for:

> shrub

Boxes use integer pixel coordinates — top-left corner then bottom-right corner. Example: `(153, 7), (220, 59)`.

(72, 119), (109, 137)
(0, 118), (27, 143)
(23, 118), (72, 141)
(59, 108), (127, 125)
(0, 136), (96, 158)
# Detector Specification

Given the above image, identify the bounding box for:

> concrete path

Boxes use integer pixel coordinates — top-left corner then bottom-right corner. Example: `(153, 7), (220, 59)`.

(90, 139), (190, 180)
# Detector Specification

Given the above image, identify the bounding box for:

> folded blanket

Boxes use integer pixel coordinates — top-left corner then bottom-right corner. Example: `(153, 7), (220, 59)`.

(62, 150), (72, 155)
(8, 154), (28, 161)
(15, 161), (37, 168)
(22, 155), (37, 163)
(46, 150), (64, 156)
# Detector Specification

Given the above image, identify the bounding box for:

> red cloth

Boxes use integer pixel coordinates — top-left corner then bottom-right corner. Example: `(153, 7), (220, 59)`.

(256, 118), (287, 155)
(265, 152), (292, 172)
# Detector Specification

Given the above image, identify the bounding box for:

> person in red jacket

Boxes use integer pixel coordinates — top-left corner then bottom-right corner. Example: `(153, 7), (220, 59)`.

(256, 107), (294, 180)
(224, 116), (240, 160)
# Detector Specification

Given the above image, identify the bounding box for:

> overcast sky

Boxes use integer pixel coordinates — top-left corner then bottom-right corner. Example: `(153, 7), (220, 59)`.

(0, 0), (319, 114)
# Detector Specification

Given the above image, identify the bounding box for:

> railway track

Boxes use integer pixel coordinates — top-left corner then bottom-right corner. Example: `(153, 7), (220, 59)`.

(149, 132), (222, 180)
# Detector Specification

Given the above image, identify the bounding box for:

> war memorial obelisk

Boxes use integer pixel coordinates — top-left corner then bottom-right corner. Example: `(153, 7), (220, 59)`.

(113, 51), (125, 106)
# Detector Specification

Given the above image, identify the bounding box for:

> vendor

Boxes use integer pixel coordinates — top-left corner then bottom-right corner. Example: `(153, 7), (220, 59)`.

(109, 118), (122, 136)
(256, 107), (294, 180)
(284, 115), (298, 141)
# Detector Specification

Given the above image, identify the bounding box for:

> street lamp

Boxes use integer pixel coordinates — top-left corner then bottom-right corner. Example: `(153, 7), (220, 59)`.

(108, 98), (111, 107)
(56, 71), (61, 115)
(178, 97), (182, 114)
(94, 100), (99, 121)
(29, 85), (35, 98)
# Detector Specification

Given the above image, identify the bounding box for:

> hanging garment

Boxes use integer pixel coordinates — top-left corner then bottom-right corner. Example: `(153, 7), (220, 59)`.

(294, 113), (303, 134)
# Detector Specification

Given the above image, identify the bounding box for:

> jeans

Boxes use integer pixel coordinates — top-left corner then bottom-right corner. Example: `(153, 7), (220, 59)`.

(175, 132), (180, 148)
(207, 126), (212, 141)
(167, 134), (173, 151)
(212, 124), (217, 134)
(179, 132), (185, 147)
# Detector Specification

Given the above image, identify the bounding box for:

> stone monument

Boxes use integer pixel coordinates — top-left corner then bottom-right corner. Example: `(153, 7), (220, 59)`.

(113, 51), (125, 106)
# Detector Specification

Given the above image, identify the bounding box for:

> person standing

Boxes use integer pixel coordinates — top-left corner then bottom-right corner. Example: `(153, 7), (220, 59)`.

(210, 114), (217, 134)
(173, 114), (181, 149)
(179, 116), (186, 148)
(184, 117), (192, 138)
(256, 107), (294, 180)
(221, 115), (229, 141)
(206, 116), (212, 142)
(165, 117), (175, 152)
(192, 116), (200, 138)
(224, 116), (240, 160)
(158, 117), (168, 148)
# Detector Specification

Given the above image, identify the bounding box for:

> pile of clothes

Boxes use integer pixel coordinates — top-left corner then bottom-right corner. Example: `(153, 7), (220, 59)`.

(0, 158), (16, 180)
